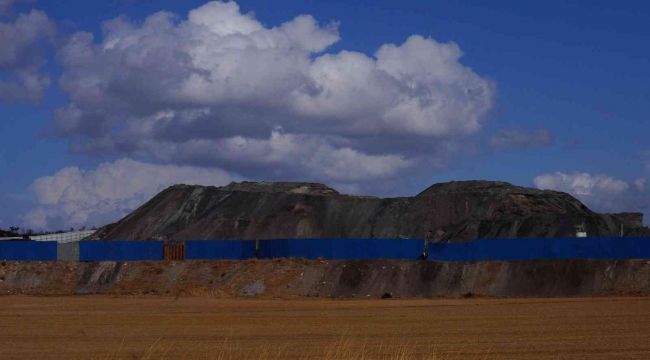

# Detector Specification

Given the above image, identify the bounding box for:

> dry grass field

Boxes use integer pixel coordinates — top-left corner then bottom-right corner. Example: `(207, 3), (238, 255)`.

(0, 296), (650, 359)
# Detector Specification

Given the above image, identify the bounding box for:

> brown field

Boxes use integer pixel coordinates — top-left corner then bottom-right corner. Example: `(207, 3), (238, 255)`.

(1, 296), (650, 359)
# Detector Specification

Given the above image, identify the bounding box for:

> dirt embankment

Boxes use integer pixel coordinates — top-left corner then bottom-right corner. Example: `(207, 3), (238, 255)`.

(2, 259), (650, 298)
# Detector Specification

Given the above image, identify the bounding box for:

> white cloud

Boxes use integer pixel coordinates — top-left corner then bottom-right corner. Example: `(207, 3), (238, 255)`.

(24, 158), (236, 230)
(534, 172), (648, 216)
(17, 1), (497, 230)
(490, 128), (553, 149)
(634, 178), (646, 191)
(51, 1), (494, 187)
(143, 130), (414, 182)
(534, 172), (628, 197)
(0, 8), (54, 102)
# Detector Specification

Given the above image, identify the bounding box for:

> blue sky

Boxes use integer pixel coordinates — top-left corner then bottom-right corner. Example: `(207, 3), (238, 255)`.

(1, 0), (649, 230)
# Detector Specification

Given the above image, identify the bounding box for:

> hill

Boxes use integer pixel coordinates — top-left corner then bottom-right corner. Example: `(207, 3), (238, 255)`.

(94, 180), (648, 241)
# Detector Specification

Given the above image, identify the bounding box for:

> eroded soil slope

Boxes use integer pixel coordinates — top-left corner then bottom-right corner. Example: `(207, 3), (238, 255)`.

(2, 259), (650, 298)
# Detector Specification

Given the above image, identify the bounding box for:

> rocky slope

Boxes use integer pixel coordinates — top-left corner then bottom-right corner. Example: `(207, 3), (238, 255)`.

(94, 180), (648, 241)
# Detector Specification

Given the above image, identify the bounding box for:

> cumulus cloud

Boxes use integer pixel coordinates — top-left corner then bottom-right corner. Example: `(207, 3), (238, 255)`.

(0, 8), (55, 102)
(534, 172), (648, 216)
(19, 1), (496, 229)
(24, 158), (236, 230)
(490, 128), (553, 149)
(51, 1), (494, 187)
(141, 130), (414, 182)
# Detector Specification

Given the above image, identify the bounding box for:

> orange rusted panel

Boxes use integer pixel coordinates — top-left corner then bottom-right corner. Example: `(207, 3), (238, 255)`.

(163, 242), (185, 260)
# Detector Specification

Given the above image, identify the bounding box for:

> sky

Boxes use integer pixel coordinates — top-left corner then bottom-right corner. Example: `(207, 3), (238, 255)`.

(1, 0), (649, 231)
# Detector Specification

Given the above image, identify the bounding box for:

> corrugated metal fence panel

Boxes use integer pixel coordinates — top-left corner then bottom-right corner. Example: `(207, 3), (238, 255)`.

(294, 239), (334, 259)
(0, 241), (57, 261)
(163, 242), (185, 260)
(331, 239), (423, 260)
(258, 239), (289, 258)
(185, 240), (256, 260)
(57, 241), (79, 261)
(570, 237), (650, 259)
(79, 240), (163, 261)
(258, 238), (423, 260)
(427, 237), (650, 261)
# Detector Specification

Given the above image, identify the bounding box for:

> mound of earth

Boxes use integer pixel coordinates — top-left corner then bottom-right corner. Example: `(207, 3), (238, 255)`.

(94, 180), (648, 241)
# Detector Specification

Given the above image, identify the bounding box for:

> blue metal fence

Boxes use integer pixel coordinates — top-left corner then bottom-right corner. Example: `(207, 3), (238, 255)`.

(427, 237), (650, 261)
(78, 240), (163, 261)
(3, 237), (650, 261)
(259, 238), (423, 260)
(185, 240), (256, 260)
(0, 241), (57, 261)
